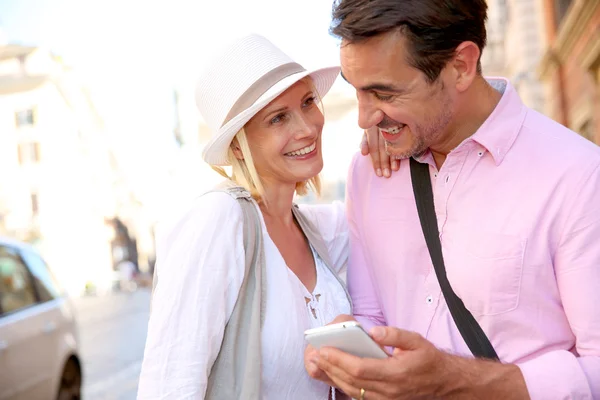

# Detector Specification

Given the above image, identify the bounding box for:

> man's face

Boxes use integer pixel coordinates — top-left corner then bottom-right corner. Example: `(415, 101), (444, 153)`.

(340, 31), (455, 159)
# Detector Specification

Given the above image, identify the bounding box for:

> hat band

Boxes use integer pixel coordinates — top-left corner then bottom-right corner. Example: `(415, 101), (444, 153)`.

(222, 62), (305, 126)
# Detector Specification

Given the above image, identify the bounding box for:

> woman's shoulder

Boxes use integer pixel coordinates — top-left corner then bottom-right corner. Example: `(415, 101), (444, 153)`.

(182, 190), (243, 222)
(156, 190), (245, 244)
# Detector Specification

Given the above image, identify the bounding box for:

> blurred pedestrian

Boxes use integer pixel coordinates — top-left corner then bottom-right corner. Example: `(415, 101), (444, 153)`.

(117, 259), (136, 292)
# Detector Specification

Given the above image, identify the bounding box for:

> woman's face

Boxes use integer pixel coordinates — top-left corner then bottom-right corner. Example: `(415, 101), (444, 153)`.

(243, 79), (324, 188)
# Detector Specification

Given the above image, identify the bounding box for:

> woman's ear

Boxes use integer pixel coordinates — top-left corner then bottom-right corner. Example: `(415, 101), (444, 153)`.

(231, 140), (244, 160)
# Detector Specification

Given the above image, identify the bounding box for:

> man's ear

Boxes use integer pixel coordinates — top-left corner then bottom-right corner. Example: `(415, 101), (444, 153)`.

(451, 41), (480, 93)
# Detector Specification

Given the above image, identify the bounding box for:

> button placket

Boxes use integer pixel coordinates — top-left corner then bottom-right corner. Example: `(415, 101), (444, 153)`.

(422, 272), (442, 338)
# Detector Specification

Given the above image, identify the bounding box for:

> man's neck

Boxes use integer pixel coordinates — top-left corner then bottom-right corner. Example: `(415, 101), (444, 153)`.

(430, 78), (503, 169)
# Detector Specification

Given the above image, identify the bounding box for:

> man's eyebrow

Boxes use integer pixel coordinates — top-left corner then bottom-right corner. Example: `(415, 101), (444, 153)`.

(339, 72), (405, 93)
(361, 83), (405, 93)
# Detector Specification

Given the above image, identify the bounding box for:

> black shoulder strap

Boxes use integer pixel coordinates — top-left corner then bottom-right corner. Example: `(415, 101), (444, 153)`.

(409, 157), (499, 361)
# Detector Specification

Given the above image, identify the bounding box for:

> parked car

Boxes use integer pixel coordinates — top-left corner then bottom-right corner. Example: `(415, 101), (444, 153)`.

(0, 237), (81, 400)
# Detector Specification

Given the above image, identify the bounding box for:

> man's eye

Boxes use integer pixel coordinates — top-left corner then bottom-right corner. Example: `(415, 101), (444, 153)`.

(373, 92), (394, 102)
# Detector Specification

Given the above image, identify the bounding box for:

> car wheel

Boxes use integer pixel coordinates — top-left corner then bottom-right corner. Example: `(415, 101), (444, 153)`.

(57, 358), (81, 400)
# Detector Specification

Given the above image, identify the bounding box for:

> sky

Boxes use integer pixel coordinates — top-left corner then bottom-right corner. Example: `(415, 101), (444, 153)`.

(0, 0), (343, 92)
(0, 0), (360, 215)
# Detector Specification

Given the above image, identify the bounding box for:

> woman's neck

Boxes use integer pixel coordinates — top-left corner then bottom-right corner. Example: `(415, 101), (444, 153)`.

(258, 180), (297, 227)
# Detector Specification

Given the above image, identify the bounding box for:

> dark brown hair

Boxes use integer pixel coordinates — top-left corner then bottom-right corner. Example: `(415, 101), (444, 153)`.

(331, 0), (488, 82)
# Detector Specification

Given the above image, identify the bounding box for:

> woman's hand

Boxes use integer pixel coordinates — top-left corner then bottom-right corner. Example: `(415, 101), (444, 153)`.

(360, 127), (400, 178)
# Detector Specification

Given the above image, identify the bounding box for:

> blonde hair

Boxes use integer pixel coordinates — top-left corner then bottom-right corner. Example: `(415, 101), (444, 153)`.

(211, 128), (321, 204)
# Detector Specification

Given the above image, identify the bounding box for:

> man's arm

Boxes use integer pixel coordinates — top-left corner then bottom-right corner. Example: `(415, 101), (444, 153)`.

(518, 161), (600, 399)
(346, 153), (387, 330)
(315, 325), (530, 400)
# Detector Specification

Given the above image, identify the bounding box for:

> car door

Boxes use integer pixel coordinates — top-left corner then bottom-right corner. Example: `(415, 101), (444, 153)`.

(0, 244), (56, 400)
(18, 247), (68, 397)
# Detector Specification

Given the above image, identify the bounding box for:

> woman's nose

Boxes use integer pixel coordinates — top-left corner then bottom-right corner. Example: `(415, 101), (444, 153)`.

(293, 113), (319, 140)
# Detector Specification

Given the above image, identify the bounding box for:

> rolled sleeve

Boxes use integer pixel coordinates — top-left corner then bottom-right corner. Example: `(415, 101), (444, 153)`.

(518, 351), (594, 399)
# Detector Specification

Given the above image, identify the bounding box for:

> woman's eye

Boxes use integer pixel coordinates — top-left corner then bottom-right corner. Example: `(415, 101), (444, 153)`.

(303, 96), (316, 107)
(271, 113), (286, 124)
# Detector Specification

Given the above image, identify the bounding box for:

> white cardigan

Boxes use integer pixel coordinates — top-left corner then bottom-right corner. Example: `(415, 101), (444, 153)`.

(137, 192), (350, 399)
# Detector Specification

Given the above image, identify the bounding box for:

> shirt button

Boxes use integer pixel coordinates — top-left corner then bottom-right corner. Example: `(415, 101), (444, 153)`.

(478, 151), (484, 157)
(445, 176), (449, 184)
(426, 295), (433, 304)
(434, 173), (438, 178)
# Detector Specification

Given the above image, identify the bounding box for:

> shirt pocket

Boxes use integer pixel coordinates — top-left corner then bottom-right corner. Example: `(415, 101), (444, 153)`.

(444, 232), (526, 316)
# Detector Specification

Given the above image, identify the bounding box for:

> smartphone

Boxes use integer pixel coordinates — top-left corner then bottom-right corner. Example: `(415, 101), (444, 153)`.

(304, 321), (388, 359)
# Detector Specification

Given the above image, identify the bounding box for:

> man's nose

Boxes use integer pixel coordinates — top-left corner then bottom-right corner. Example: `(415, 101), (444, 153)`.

(356, 92), (383, 130)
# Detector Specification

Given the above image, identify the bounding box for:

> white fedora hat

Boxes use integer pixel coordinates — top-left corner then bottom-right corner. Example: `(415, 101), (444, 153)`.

(196, 34), (340, 166)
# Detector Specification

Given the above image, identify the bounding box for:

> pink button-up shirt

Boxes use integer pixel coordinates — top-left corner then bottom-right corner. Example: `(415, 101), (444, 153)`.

(346, 79), (600, 399)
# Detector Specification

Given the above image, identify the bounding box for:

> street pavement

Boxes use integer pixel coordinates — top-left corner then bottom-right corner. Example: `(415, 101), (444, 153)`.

(73, 289), (151, 400)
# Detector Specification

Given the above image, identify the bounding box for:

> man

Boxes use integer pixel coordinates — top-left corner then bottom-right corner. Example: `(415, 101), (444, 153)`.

(305, 0), (600, 398)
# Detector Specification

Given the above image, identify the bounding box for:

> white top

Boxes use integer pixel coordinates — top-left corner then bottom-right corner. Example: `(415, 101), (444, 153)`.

(137, 192), (351, 400)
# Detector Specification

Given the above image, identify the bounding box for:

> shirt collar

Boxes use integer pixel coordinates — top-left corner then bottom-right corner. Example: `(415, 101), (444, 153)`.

(471, 78), (528, 165)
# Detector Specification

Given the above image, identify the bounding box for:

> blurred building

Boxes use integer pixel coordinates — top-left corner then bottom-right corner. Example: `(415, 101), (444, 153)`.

(481, 0), (547, 113)
(537, 0), (600, 144)
(481, 0), (509, 76)
(0, 44), (147, 293)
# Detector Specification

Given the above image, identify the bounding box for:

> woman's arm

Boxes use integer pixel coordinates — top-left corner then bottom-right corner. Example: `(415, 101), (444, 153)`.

(137, 192), (245, 399)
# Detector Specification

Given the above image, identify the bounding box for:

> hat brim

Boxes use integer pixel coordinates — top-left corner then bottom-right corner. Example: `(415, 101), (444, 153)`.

(202, 66), (340, 166)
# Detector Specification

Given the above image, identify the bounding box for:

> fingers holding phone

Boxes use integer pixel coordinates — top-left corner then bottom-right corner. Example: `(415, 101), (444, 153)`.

(304, 315), (354, 384)
(304, 344), (334, 385)
(305, 321), (388, 360)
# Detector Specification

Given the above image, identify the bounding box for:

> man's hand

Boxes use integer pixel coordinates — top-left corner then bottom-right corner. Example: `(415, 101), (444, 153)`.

(314, 326), (530, 400)
(304, 314), (357, 387)
(361, 127), (399, 178)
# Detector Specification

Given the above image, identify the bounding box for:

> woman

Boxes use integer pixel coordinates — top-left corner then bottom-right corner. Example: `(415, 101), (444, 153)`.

(137, 34), (387, 399)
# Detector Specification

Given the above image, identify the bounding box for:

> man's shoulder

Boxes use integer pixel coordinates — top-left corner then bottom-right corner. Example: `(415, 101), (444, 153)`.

(350, 151), (373, 176)
(347, 151), (414, 201)
(519, 109), (600, 165)
(349, 151), (392, 189)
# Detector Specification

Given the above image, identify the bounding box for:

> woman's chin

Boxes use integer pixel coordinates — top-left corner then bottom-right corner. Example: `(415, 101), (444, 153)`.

(288, 170), (321, 186)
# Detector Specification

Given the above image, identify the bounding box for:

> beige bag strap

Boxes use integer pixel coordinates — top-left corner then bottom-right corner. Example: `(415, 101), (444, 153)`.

(292, 204), (353, 310)
(205, 185), (265, 399)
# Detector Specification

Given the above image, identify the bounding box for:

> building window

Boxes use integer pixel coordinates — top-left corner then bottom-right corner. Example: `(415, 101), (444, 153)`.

(31, 193), (39, 216)
(14, 108), (36, 127)
(554, 0), (573, 28)
(17, 142), (41, 164)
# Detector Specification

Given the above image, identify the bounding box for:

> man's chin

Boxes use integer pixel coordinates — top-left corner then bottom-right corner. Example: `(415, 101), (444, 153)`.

(386, 141), (427, 160)
(386, 148), (416, 160)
